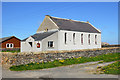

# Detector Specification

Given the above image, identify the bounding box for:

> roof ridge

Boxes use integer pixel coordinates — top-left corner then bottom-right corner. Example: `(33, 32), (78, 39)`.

(35, 30), (58, 35)
(45, 15), (101, 33)
(0, 36), (16, 43)
(22, 31), (58, 41)
(0, 36), (13, 39)
(49, 16), (87, 23)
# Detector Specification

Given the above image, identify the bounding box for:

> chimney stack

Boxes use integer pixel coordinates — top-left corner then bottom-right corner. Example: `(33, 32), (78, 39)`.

(87, 21), (89, 23)
(45, 15), (50, 17)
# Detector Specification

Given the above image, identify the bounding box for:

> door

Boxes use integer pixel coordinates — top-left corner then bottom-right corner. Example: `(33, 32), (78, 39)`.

(28, 42), (33, 52)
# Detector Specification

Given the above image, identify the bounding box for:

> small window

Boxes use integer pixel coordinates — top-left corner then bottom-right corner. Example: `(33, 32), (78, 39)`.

(65, 33), (67, 44)
(95, 35), (97, 45)
(6, 43), (13, 48)
(45, 28), (48, 32)
(10, 44), (12, 47)
(46, 29), (48, 31)
(28, 42), (32, 47)
(73, 33), (75, 44)
(37, 43), (40, 48)
(81, 34), (83, 45)
(48, 41), (54, 48)
(7, 44), (9, 48)
(88, 34), (90, 45)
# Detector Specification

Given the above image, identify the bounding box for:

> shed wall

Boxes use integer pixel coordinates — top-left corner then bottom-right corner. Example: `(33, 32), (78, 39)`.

(1, 37), (20, 48)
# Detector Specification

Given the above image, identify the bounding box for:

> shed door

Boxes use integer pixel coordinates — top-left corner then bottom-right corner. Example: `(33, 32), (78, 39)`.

(28, 42), (33, 51)
(28, 42), (32, 47)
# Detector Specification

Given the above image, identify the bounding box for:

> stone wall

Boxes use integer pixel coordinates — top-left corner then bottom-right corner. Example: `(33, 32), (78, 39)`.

(1, 47), (120, 66)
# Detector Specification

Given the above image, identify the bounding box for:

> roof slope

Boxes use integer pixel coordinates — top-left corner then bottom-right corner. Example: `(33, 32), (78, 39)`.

(49, 16), (101, 33)
(0, 36), (13, 43)
(22, 31), (57, 41)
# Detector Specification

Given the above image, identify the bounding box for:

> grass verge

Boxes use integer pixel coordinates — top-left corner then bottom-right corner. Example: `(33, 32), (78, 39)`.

(2, 50), (20, 53)
(10, 53), (120, 71)
(101, 61), (120, 74)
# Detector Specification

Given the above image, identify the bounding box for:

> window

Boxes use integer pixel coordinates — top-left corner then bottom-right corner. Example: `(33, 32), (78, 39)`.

(28, 42), (32, 47)
(46, 29), (48, 31)
(45, 28), (48, 32)
(7, 44), (9, 48)
(37, 43), (40, 48)
(10, 44), (13, 47)
(65, 33), (67, 44)
(73, 33), (75, 44)
(6, 43), (14, 48)
(48, 41), (54, 48)
(88, 34), (90, 45)
(81, 34), (83, 45)
(95, 35), (97, 44)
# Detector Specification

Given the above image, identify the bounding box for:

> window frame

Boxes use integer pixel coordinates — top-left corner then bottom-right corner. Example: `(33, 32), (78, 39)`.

(81, 34), (83, 45)
(95, 35), (97, 45)
(88, 34), (90, 45)
(37, 43), (40, 48)
(6, 43), (14, 48)
(73, 33), (75, 45)
(48, 41), (54, 48)
(65, 33), (67, 44)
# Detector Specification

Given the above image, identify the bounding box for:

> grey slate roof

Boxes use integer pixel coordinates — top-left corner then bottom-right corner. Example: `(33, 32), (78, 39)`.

(50, 16), (101, 33)
(22, 31), (57, 41)
(0, 36), (13, 43)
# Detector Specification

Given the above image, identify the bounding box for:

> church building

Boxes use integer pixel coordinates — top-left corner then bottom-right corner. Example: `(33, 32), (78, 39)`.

(21, 15), (101, 52)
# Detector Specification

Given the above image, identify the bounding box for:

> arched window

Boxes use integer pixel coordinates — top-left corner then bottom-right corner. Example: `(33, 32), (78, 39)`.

(95, 35), (97, 44)
(81, 34), (83, 45)
(65, 33), (67, 44)
(37, 43), (40, 48)
(73, 33), (75, 44)
(88, 34), (90, 45)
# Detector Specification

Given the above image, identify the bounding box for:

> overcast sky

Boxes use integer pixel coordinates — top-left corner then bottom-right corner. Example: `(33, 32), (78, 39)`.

(2, 2), (118, 44)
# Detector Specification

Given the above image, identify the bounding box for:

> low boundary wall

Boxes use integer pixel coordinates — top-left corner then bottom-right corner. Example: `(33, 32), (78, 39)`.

(1, 47), (120, 66)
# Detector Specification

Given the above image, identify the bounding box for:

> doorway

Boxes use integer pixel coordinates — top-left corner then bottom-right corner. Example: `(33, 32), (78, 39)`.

(28, 42), (32, 47)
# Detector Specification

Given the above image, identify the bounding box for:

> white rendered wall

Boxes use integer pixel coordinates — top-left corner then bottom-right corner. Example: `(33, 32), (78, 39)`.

(58, 30), (101, 51)
(41, 32), (58, 51)
(21, 36), (42, 52)
(21, 30), (101, 52)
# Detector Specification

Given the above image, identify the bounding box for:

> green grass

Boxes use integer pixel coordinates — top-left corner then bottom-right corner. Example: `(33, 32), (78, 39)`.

(10, 53), (120, 71)
(2, 50), (20, 53)
(102, 61), (120, 74)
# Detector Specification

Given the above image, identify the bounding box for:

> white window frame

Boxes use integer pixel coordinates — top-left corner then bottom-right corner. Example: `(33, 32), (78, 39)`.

(73, 33), (75, 45)
(81, 34), (83, 45)
(88, 34), (90, 45)
(65, 32), (67, 44)
(48, 41), (54, 48)
(95, 35), (97, 45)
(6, 43), (14, 48)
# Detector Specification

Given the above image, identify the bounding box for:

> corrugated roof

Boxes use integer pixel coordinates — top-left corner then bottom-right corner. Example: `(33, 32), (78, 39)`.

(49, 16), (101, 33)
(22, 31), (57, 41)
(0, 36), (13, 43)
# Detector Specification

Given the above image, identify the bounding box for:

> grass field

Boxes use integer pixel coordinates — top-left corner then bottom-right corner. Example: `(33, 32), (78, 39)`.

(10, 53), (120, 71)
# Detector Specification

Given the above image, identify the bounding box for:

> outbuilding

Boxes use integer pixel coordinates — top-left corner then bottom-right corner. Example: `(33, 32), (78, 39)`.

(0, 36), (21, 49)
